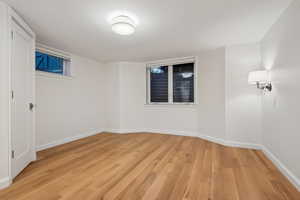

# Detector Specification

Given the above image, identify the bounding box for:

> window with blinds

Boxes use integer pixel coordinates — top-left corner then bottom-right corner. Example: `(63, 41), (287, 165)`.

(150, 66), (169, 102)
(173, 63), (194, 103)
(147, 59), (195, 104)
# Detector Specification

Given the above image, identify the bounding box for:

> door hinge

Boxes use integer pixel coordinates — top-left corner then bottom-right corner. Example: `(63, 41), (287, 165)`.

(11, 90), (14, 99)
(11, 150), (15, 159)
(11, 31), (13, 40)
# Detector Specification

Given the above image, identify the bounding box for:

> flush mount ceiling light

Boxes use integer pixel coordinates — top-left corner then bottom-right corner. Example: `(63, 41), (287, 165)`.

(111, 15), (136, 35)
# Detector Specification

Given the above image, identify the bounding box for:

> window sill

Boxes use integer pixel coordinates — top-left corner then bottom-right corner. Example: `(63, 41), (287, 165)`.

(35, 71), (73, 80)
(144, 103), (198, 108)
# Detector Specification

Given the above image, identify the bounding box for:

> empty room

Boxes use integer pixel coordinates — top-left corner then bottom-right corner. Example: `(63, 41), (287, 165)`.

(0, 0), (300, 199)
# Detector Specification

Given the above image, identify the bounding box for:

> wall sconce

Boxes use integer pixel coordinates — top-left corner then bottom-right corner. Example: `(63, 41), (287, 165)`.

(248, 70), (272, 92)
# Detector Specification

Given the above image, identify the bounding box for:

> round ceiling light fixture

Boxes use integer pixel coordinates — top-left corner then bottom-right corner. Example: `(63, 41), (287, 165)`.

(111, 15), (136, 35)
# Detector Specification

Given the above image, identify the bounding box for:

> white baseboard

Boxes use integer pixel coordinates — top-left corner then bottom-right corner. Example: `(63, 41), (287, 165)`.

(262, 147), (300, 192)
(107, 128), (262, 150)
(0, 177), (11, 190)
(197, 134), (261, 149)
(104, 128), (123, 134)
(196, 134), (227, 146)
(118, 128), (199, 137)
(38, 128), (257, 152)
(36, 129), (103, 151)
(225, 139), (262, 150)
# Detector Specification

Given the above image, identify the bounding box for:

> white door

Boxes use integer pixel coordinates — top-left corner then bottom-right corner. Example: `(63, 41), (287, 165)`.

(11, 20), (35, 179)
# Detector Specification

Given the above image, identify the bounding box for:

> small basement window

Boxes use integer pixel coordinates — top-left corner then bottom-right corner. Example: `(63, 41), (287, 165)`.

(147, 57), (196, 104)
(35, 47), (71, 76)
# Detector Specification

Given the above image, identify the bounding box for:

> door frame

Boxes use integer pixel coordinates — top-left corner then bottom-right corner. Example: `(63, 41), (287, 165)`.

(7, 7), (36, 183)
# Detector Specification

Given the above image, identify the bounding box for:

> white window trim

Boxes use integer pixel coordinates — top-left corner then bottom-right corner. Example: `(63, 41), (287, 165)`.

(146, 56), (197, 105)
(35, 70), (73, 80)
(35, 43), (73, 78)
(168, 65), (173, 104)
(36, 43), (71, 61)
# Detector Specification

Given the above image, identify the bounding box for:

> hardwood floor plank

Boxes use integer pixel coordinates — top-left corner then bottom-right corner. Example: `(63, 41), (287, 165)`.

(0, 132), (298, 200)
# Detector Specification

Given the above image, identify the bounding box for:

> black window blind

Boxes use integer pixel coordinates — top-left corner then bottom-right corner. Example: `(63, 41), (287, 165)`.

(173, 63), (194, 103)
(150, 66), (169, 102)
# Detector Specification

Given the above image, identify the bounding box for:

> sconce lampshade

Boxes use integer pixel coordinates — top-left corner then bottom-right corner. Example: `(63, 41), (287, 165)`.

(248, 70), (268, 85)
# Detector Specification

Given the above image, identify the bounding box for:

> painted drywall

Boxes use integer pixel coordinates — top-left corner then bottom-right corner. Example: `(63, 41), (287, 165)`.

(197, 48), (226, 140)
(225, 44), (262, 145)
(102, 62), (121, 132)
(104, 46), (263, 147)
(117, 61), (199, 135)
(261, 0), (300, 187)
(36, 54), (106, 150)
(104, 49), (227, 138)
(0, 2), (10, 188)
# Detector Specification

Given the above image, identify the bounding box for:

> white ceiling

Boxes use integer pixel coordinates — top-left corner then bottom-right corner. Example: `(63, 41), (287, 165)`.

(5, 0), (291, 62)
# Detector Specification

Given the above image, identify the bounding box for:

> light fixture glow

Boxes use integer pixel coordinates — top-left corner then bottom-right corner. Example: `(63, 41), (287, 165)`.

(248, 70), (272, 92)
(248, 70), (268, 84)
(111, 15), (136, 35)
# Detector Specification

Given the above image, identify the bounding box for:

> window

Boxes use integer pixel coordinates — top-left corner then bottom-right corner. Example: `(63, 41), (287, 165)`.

(150, 66), (169, 102)
(35, 49), (71, 76)
(173, 63), (194, 103)
(147, 58), (196, 104)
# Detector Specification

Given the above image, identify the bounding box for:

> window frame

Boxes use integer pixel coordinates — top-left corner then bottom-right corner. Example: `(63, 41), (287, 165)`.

(35, 44), (72, 77)
(35, 51), (64, 74)
(146, 57), (197, 105)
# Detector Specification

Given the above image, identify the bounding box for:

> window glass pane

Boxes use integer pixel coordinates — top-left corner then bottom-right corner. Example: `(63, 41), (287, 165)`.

(36, 51), (64, 74)
(150, 66), (169, 102)
(173, 63), (194, 103)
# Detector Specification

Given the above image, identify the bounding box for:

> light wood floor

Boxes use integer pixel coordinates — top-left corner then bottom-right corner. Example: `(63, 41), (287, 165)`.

(0, 133), (299, 200)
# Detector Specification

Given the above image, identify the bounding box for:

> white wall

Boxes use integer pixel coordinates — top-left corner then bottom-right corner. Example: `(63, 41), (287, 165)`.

(104, 48), (227, 139)
(116, 62), (199, 135)
(197, 48), (226, 140)
(104, 47), (263, 147)
(225, 44), (262, 145)
(110, 51), (227, 137)
(261, 0), (300, 187)
(103, 62), (121, 131)
(0, 2), (10, 188)
(36, 55), (106, 150)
